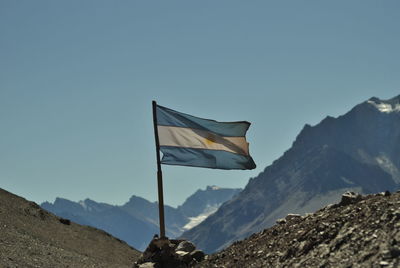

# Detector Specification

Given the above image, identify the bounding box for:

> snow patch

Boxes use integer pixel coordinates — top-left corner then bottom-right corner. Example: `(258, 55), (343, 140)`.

(375, 154), (400, 184)
(206, 185), (221, 191)
(182, 205), (219, 230)
(367, 100), (400, 113)
(341, 176), (355, 185)
(79, 200), (92, 211)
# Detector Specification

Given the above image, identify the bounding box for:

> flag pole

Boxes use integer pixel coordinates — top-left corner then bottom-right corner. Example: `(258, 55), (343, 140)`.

(152, 100), (166, 238)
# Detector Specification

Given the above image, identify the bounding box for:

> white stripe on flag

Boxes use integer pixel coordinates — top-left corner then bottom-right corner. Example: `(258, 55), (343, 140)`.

(157, 125), (249, 156)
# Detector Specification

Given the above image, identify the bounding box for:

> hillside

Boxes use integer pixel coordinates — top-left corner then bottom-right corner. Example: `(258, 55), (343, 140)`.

(197, 191), (400, 268)
(0, 188), (140, 268)
(183, 95), (400, 253)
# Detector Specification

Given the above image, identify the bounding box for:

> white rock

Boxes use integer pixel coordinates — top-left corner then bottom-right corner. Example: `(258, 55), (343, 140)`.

(176, 240), (196, 253)
(176, 250), (189, 257)
(138, 262), (156, 268)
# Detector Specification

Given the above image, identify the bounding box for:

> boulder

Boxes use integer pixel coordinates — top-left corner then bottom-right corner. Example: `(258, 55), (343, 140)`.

(134, 236), (205, 268)
(339, 191), (362, 206)
(176, 250), (192, 263)
(276, 218), (286, 225)
(176, 240), (196, 253)
(191, 250), (205, 262)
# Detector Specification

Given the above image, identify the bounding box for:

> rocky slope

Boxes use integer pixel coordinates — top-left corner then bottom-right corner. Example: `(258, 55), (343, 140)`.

(41, 186), (241, 251)
(0, 188), (140, 268)
(183, 95), (400, 253)
(197, 191), (400, 268)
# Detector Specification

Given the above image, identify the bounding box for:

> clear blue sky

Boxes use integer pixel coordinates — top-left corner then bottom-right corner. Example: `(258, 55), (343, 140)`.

(1, 1), (399, 207)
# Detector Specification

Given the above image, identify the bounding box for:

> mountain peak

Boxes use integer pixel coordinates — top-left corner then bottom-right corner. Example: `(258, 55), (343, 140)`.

(367, 95), (400, 113)
(206, 185), (221, 191)
(183, 95), (400, 253)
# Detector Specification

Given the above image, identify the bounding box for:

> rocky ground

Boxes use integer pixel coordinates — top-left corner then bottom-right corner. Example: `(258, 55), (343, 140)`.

(197, 191), (400, 268)
(0, 188), (140, 268)
(2, 186), (400, 268)
(134, 236), (205, 268)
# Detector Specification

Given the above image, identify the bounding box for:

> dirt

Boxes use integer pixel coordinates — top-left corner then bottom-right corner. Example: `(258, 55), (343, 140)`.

(0, 188), (140, 268)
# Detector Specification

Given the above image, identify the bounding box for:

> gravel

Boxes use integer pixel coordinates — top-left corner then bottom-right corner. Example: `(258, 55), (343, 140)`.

(0, 188), (140, 268)
(197, 191), (400, 268)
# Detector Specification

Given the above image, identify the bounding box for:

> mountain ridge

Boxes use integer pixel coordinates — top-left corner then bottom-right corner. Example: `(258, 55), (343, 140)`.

(182, 95), (400, 253)
(41, 185), (241, 251)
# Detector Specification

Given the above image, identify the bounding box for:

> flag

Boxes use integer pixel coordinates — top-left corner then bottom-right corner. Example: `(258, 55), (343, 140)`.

(155, 104), (256, 170)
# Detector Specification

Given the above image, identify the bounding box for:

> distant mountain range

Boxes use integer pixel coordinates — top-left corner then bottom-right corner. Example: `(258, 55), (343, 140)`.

(41, 186), (241, 251)
(182, 95), (400, 253)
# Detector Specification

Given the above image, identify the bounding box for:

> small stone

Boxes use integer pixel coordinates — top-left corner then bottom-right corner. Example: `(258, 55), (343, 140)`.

(138, 262), (156, 268)
(381, 214), (389, 221)
(286, 214), (301, 222)
(276, 218), (286, 224)
(287, 213), (301, 217)
(325, 204), (335, 210)
(390, 246), (400, 258)
(381, 250), (391, 259)
(379, 261), (389, 266)
(176, 250), (189, 255)
(393, 210), (400, 218)
(339, 191), (362, 206)
(59, 218), (71, 225)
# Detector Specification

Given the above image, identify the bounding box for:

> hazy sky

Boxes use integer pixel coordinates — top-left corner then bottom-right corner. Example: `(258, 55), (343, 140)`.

(1, 1), (399, 207)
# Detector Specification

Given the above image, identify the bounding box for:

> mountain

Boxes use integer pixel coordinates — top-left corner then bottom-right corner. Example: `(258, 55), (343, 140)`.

(120, 186), (241, 235)
(196, 191), (400, 267)
(179, 186), (242, 218)
(0, 188), (140, 268)
(42, 197), (160, 251)
(120, 195), (188, 239)
(182, 95), (400, 253)
(41, 185), (241, 251)
(179, 186), (242, 231)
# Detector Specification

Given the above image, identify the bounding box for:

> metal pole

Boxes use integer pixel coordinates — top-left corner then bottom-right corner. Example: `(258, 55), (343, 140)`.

(152, 100), (166, 238)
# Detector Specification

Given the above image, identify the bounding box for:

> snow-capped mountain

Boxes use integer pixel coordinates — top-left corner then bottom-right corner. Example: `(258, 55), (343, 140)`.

(182, 95), (400, 253)
(41, 186), (241, 251)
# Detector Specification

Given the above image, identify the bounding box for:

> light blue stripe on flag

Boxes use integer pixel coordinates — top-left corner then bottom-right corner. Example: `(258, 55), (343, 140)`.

(156, 104), (256, 170)
(160, 147), (256, 170)
(156, 105), (250, 137)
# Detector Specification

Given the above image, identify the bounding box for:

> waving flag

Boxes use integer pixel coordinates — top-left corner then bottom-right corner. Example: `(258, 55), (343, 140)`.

(154, 104), (256, 170)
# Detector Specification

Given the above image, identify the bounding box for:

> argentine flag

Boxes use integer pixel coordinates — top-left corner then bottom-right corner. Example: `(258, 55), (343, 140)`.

(155, 104), (256, 170)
